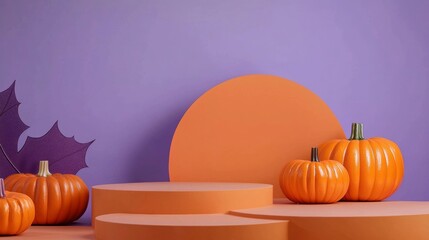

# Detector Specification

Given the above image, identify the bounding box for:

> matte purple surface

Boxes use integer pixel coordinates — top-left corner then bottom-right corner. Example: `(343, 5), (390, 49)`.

(1, 1), (428, 223)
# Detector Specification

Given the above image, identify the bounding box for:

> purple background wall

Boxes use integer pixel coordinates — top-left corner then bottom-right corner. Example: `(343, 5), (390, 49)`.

(1, 1), (428, 223)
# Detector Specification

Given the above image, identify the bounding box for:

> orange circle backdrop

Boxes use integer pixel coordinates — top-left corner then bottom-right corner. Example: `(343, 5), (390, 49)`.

(169, 74), (345, 197)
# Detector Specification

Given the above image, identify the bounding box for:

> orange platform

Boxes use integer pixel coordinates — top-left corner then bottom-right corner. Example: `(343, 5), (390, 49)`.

(9, 183), (429, 239)
(95, 213), (288, 240)
(231, 200), (429, 240)
(12, 225), (94, 240)
(92, 182), (273, 224)
(91, 182), (429, 240)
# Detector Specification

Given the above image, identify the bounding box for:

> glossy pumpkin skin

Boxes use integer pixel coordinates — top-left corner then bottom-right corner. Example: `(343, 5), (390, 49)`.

(0, 178), (35, 235)
(5, 161), (89, 225)
(280, 148), (349, 204)
(318, 123), (404, 201)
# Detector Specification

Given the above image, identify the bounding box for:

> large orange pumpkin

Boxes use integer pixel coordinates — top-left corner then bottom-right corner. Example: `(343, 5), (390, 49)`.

(0, 178), (35, 235)
(318, 123), (404, 201)
(279, 147), (349, 203)
(5, 161), (89, 225)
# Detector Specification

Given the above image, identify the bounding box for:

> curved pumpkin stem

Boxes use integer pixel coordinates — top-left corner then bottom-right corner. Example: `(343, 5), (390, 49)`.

(0, 178), (5, 198)
(349, 123), (365, 140)
(0, 144), (21, 174)
(311, 147), (319, 162)
(37, 161), (52, 177)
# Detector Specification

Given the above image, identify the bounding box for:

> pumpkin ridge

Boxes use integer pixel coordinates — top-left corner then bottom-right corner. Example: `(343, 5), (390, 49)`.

(309, 163), (317, 203)
(4, 175), (20, 190)
(15, 196), (26, 234)
(319, 140), (338, 160)
(8, 198), (19, 233)
(381, 139), (399, 199)
(330, 140), (349, 165)
(14, 198), (24, 234)
(289, 161), (303, 203)
(318, 162), (329, 202)
(35, 177), (48, 224)
(357, 140), (367, 201)
(389, 139), (404, 195)
(357, 140), (373, 200)
(313, 163), (319, 202)
(320, 162), (331, 202)
(298, 161), (308, 203)
(25, 178), (37, 206)
(341, 164), (350, 200)
(286, 162), (299, 203)
(330, 163), (340, 202)
(64, 174), (88, 223)
(60, 175), (74, 223)
(46, 176), (61, 224)
(57, 175), (70, 224)
(383, 139), (398, 197)
(332, 161), (345, 202)
(70, 175), (83, 222)
(367, 139), (387, 200)
(5, 199), (12, 231)
(0, 202), (8, 232)
(289, 161), (302, 203)
(343, 140), (359, 200)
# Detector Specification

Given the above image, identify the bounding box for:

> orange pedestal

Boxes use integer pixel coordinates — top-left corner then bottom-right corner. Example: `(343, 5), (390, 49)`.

(230, 201), (429, 240)
(92, 182), (272, 224)
(90, 182), (429, 240)
(16, 226), (93, 240)
(95, 213), (288, 240)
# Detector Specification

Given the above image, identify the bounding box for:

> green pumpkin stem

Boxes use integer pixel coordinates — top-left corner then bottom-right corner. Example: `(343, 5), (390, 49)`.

(0, 144), (21, 174)
(311, 147), (319, 162)
(37, 161), (52, 177)
(349, 123), (365, 140)
(0, 178), (5, 198)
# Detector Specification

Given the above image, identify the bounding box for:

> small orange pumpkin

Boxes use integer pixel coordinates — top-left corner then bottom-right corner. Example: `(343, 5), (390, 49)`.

(5, 161), (89, 225)
(318, 123), (404, 201)
(0, 178), (35, 235)
(279, 147), (349, 203)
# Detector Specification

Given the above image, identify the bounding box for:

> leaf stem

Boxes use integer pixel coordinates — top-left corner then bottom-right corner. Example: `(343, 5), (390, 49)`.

(0, 144), (21, 174)
(0, 178), (5, 198)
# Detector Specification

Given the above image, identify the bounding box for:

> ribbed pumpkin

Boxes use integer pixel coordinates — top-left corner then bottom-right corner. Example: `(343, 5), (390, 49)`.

(0, 178), (35, 235)
(279, 148), (349, 204)
(5, 161), (89, 225)
(318, 123), (404, 201)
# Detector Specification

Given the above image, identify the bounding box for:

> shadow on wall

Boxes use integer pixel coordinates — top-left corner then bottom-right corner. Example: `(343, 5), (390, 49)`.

(126, 107), (187, 183)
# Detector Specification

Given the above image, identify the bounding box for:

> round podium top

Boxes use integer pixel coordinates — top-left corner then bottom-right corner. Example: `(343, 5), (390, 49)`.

(93, 182), (272, 191)
(230, 201), (429, 240)
(92, 182), (273, 224)
(232, 201), (429, 218)
(95, 213), (288, 240)
(96, 213), (286, 226)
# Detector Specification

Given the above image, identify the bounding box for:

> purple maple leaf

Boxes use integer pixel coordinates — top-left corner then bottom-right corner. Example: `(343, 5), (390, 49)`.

(0, 82), (93, 177)
(0, 82), (28, 176)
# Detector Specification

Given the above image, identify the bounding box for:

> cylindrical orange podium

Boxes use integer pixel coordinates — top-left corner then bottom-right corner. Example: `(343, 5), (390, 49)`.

(92, 182), (272, 224)
(95, 213), (288, 240)
(231, 201), (429, 240)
